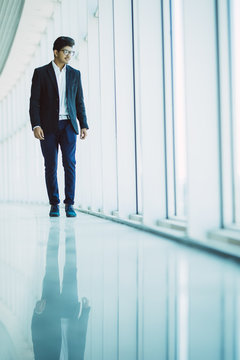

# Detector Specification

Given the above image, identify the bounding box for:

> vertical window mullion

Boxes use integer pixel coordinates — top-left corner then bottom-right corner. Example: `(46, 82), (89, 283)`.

(161, 0), (169, 219)
(214, 0), (224, 229)
(169, 0), (177, 217)
(227, 0), (236, 224)
(130, 0), (140, 215)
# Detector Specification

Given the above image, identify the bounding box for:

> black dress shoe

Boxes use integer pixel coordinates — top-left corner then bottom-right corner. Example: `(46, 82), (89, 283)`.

(49, 204), (60, 217)
(65, 204), (76, 217)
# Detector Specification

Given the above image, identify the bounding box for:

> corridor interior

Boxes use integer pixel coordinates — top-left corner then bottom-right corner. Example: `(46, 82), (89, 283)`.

(0, 203), (239, 360)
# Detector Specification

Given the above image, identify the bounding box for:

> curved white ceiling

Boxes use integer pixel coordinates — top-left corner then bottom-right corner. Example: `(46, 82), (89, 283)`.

(0, 0), (59, 100)
(0, 0), (25, 75)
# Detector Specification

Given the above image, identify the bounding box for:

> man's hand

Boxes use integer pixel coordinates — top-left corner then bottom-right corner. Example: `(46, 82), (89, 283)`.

(34, 299), (46, 314)
(80, 128), (88, 140)
(33, 126), (44, 140)
(82, 297), (90, 309)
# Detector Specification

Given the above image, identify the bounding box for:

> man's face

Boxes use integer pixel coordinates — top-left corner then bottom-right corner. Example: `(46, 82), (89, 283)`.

(54, 46), (74, 65)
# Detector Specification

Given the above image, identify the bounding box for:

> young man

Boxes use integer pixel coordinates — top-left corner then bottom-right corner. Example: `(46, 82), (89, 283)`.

(29, 36), (89, 217)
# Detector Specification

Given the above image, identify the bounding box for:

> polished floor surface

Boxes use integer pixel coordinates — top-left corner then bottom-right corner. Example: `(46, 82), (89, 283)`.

(0, 204), (240, 360)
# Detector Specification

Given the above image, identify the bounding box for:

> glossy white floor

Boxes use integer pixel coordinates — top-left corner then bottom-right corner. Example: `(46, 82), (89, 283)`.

(0, 203), (239, 360)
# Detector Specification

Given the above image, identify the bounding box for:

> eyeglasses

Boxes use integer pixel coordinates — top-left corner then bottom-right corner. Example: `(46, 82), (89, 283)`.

(60, 49), (75, 56)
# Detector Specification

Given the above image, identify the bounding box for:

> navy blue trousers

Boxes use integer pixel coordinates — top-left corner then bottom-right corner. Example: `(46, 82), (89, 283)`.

(40, 120), (77, 205)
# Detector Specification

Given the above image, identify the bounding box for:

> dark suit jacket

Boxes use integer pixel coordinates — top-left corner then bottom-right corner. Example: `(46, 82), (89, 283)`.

(31, 305), (90, 360)
(29, 62), (89, 134)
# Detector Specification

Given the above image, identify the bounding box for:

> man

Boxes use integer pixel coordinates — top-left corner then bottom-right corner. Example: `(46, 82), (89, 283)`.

(31, 223), (91, 359)
(29, 36), (89, 217)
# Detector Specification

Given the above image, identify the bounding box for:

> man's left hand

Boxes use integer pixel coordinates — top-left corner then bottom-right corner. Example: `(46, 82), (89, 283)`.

(80, 128), (88, 140)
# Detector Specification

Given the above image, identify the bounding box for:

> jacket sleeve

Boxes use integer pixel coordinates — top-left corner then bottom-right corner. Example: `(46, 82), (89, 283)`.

(76, 71), (89, 130)
(77, 306), (90, 360)
(67, 306), (90, 360)
(29, 69), (41, 130)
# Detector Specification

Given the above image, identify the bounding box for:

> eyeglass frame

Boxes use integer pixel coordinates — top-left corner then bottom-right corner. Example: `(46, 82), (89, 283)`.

(60, 49), (75, 56)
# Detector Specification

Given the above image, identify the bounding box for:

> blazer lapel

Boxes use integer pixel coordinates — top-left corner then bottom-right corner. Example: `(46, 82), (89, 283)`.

(47, 62), (58, 95)
(66, 65), (72, 100)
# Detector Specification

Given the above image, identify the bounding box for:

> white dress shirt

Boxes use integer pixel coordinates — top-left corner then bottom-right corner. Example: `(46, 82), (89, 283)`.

(59, 318), (69, 360)
(51, 60), (69, 118)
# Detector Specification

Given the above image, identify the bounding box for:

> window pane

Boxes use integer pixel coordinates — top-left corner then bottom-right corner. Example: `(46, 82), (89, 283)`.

(230, 0), (240, 224)
(171, 0), (187, 218)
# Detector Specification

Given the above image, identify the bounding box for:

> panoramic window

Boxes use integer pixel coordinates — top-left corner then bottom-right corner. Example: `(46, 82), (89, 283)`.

(168, 0), (187, 219)
(229, 0), (240, 225)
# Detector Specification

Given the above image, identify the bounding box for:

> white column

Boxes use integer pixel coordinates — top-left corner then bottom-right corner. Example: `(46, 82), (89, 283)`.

(98, 0), (118, 214)
(135, 0), (167, 225)
(113, 0), (137, 218)
(85, 0), (103, 212)
(183, 0), (221, 239)
(162, 0), (176, 217)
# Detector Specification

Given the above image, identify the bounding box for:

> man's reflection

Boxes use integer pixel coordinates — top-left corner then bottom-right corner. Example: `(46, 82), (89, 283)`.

(31, 221), (90, 359)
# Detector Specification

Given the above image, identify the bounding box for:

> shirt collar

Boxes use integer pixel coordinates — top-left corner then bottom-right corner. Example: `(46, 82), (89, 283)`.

(52, 60), (66, 73)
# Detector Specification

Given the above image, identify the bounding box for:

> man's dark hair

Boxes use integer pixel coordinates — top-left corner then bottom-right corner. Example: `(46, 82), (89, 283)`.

(53, 36), (75, 51)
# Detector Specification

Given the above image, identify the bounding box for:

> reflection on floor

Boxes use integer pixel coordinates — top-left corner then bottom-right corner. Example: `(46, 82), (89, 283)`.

(0, 203), (239, 360)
